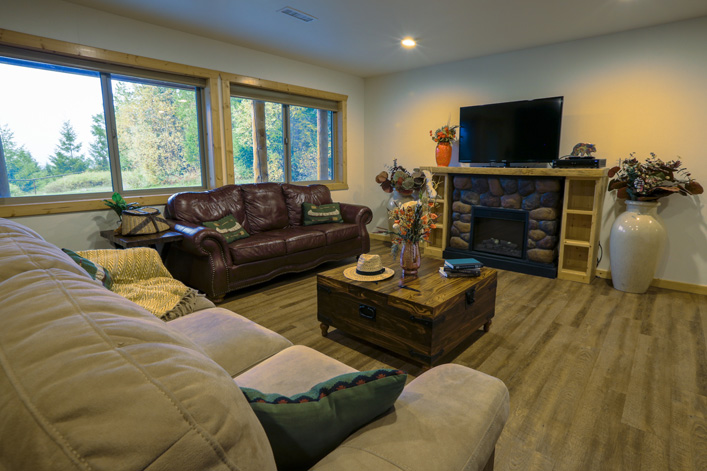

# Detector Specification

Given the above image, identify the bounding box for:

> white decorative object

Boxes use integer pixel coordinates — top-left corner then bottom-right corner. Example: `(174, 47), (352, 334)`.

(609, 200), (667, 294)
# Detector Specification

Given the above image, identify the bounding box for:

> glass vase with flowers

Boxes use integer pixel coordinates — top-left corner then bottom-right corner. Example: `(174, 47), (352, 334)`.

(386, 189), (438, 277)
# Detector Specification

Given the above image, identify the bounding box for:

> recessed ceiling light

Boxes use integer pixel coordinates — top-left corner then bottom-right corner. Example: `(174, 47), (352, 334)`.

(401, 37), (417, 48)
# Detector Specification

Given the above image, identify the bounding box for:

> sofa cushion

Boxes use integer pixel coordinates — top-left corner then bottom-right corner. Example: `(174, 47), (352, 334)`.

(203, 214), (250, 243)
(241, 369), (406, 471)
(263, 227), (327, 254)
(302, 202), (343, 226)
(241, 183), (289, 233)
(312, 223), (360, 245)
(311, 364), (509, 471)
(167, 308), (293, 377)
(228, 233), (287, 263)
(0, 220), (278, 471)
(282, 183), (333, 226)
(167, 184), (246, 227)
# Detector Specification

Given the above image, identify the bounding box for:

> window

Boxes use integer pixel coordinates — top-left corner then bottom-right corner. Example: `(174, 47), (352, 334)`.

(229, 85), (339, 185)
(0, 49), (207, 201)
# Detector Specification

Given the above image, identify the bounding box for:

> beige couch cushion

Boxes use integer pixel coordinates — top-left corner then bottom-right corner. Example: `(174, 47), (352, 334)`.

(235, 345), (357, 395)
(0, 221), (277, 471)
(167, 308), (293, 377)
(311, 364), (509, 471)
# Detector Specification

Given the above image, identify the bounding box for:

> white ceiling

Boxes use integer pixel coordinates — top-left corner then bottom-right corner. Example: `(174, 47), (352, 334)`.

(67, 0), (707, 78)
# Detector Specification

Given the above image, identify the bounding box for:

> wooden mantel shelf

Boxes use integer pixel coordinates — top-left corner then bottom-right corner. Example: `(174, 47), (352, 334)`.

(420, 166), (608, 178)
(420, 166), (609, 284)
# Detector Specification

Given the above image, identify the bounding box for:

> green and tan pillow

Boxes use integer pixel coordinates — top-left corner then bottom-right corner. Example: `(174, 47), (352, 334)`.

(61, 248), (114, 290)
(241, 368), (406, 470)
(302, 202), (343, 226)
(203, 214), (249, 243)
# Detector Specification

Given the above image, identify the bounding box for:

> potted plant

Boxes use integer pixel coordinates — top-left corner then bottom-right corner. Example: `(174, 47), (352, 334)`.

(607, 153), (702, 293)
(103, 192), (141, 233)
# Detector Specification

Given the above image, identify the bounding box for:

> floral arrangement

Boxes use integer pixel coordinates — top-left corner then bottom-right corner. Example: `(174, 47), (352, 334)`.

(429, 124), (459, 143)
(375, 160), (426, 196)
(607, 153), (703, 201)
(388, 191), (438, 255)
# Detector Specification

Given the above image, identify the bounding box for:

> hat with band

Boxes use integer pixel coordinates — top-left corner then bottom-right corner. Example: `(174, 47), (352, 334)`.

(343, 254), (394, 282)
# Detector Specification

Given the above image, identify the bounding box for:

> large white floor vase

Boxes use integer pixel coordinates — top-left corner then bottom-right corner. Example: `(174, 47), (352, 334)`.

(609, 200), (667, 294)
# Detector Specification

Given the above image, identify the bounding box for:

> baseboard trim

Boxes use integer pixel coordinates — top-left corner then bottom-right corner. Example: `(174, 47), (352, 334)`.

(595, 269), (707, 295)
(369, 233), (391, 242)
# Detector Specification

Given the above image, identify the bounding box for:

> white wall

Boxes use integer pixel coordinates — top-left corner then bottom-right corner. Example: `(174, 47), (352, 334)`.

(362, 16), (707, 287)
(0, 0), (366, 250)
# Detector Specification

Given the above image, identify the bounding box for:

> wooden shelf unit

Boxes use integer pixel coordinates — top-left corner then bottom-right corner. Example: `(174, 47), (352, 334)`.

(557, 177), (607, 283)
(423, 172), (451, 258)
(420, 166), (608, 284)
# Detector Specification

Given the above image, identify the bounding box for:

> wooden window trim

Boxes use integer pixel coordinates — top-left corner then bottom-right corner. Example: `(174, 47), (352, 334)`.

(0, 28), (348, 218)
(222, 73), (348, 191)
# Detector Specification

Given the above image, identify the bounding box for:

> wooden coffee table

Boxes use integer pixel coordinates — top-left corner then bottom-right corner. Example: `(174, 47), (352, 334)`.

(317, 257), (497, 367)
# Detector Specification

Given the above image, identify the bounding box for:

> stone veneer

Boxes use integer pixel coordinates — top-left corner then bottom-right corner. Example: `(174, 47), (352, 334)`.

(449, 175), (563, 265)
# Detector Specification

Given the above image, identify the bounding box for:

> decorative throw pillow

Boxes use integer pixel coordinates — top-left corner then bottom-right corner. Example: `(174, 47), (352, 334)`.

(61, 248), (113, 290)
(302, 202), (343, 226)
(241, 369), (406, 470)
(202, 214), (249, 243)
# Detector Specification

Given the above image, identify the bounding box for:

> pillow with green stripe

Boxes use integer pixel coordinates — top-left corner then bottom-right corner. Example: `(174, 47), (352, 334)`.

(202, 214), (249, 243)
(61, 248), (113, 290)
(241, 368), (406, 470)
(302, 202), (343, 225)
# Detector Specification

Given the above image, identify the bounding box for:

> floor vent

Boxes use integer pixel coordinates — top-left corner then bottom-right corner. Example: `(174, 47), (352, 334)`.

(278, 7), (317, 22)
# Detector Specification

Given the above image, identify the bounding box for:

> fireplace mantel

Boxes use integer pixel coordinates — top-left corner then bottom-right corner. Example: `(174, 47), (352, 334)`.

(421, 166), (607, 178)
(420, 166), (609, 284)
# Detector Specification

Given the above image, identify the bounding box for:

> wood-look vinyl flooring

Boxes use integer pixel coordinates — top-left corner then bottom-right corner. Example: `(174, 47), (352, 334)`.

(219, 241), (707, 471)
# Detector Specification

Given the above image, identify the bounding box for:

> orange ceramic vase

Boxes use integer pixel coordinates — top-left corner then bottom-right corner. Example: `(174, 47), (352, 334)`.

(435, 142), (452, 166)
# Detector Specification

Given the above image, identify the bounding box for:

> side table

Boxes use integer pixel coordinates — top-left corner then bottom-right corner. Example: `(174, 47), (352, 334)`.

(99, 229), (183, 261)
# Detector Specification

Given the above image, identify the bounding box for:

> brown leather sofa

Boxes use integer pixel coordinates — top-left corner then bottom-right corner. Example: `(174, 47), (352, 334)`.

(164, 182), (371, 301)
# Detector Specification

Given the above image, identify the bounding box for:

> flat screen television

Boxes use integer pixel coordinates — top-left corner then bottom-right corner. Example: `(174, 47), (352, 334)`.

(458, 96), (563, 166)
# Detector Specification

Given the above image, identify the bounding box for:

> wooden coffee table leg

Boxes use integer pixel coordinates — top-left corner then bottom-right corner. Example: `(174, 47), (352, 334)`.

(320, 323), (330, 337)
(483, 319), (492, 332)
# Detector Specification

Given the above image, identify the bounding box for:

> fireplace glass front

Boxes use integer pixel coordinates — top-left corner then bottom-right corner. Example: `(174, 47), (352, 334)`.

(470, 207), (528, 259)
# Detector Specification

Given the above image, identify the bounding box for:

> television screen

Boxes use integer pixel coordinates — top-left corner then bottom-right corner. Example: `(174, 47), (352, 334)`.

(458, 97), (563, 165)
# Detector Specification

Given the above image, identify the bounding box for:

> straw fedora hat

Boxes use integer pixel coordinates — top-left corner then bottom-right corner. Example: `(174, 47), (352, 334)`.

(343, 254), (394, 282)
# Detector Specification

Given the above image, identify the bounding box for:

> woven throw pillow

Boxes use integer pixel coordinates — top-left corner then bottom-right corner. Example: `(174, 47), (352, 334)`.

(241, 368), (406, 470)
(203, 214), (249, 243)
(302, 202), (343, 226)
(61, 248), (113, 290)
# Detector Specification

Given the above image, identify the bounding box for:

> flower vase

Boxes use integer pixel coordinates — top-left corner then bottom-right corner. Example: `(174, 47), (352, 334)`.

(609, 200), (667, 294)
(387, 190), (414, 233)
(400, 241), (421, 277)
(435, 142), (452, 166)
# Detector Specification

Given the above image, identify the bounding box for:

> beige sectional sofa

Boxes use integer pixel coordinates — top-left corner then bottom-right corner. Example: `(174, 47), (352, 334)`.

(0, 217), (509, 470)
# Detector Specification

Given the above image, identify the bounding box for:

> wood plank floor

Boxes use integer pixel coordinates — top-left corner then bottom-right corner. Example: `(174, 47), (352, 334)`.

(219, 241), (707, 471)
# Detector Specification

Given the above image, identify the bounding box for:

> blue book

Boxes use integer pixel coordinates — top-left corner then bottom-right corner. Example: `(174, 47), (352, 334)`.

(444, 257), (483, 269)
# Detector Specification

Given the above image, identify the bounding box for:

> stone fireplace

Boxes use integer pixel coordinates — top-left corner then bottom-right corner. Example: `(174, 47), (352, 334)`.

(443, 175), (563, 277)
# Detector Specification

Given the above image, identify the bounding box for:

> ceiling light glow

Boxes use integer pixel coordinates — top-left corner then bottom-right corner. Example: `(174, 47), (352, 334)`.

(401, 37), (416, 48)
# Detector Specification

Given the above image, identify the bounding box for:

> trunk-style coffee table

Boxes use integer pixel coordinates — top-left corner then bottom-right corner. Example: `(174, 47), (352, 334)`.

(317, 257), (497, 367)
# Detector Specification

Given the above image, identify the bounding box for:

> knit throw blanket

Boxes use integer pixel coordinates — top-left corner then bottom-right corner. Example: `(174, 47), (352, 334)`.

(78, 248), (198, 321)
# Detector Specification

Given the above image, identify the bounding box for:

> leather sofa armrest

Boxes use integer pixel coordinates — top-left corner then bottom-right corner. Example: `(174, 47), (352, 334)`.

(168, 220), (233, 266)
(339, 203), (372, 254)
(339, 203), (372, 227)
(311, 364), (509, 471)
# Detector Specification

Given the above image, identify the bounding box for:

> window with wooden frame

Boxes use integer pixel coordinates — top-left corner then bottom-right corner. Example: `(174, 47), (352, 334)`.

(228, 84), (345, 187)
(0, 46), (209, 203)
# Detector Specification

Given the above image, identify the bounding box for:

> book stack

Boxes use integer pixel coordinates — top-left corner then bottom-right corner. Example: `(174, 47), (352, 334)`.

(439, 258), (484, 278)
